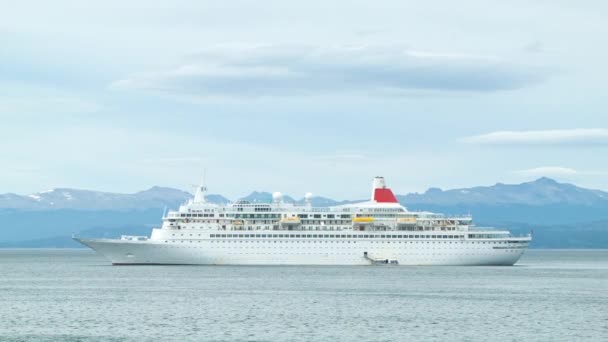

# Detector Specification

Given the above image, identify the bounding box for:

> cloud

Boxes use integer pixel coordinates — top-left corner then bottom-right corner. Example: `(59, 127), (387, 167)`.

(138, 157), (205, 165)
(514, 166), (578, 177)
(524, 40), (544, 53)
(312, 153), (369, 165)
(111, 44), (550, 98)
(513, 167), (608, 179)
(463, 129), (608, 145)
(0, 95), (101, 116)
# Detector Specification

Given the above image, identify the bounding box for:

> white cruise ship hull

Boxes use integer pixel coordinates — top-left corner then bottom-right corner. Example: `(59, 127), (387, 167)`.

(75, 237), (530, 266)
(75, 177), (532, 266)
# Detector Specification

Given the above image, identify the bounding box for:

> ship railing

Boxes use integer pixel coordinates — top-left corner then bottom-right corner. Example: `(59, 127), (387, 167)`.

(467, 226), (508, 231)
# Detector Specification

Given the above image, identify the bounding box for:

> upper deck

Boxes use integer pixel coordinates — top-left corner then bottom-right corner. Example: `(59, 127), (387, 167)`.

(158, 177), (488, 235)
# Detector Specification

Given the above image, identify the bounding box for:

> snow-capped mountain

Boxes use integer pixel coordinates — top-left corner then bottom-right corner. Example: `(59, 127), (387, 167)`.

(0, 187), (194, 210)
(399, 177), (608, 206)
(1, 178), (607, 211)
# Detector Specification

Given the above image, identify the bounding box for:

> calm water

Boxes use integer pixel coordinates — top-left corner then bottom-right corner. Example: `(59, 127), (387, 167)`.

(0, 249), (607, 342)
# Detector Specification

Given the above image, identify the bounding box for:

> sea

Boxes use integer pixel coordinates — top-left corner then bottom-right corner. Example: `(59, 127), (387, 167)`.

(0, 249), (606, 342)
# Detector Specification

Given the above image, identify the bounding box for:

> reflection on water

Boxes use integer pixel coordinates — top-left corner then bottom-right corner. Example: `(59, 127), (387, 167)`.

(1, 249), (607, 341)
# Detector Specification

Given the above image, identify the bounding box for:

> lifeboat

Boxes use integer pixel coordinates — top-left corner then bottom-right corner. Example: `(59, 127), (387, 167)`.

(397, 217), (417, 224)
(353, 217), (374, 223)
(280, 217), (301, 225)
(232, 220), (244, 225)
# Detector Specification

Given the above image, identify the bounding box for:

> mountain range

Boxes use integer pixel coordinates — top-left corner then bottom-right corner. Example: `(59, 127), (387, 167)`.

(4, 177), (607, 210)
(399, 177), (608, 206)
(1, 177), (607, 248)
(0, 186), (195, 210)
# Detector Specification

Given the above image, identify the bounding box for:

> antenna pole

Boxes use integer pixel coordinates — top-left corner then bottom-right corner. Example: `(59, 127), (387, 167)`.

(203, 168), (207, 191)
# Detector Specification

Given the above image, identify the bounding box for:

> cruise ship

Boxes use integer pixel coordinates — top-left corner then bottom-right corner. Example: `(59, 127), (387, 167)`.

(75, 177), (531, 266)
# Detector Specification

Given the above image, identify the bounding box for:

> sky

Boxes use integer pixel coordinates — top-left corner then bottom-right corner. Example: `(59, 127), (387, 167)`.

(1, 0), (607, 199)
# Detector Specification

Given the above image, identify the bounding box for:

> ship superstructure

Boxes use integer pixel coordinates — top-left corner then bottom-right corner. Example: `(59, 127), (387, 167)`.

(75, 177), (531, 266)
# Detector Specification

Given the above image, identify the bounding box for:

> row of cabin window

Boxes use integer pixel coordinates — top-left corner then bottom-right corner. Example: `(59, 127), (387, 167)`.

(229, 214), (353, 219)
(234, 206), (273, 212)
(297, 214), (352, 219)
(179, 213), (223, 218)
(209, 233), (464, 239)
(166, 240), (518, 246)
(468, 234), (506, 239)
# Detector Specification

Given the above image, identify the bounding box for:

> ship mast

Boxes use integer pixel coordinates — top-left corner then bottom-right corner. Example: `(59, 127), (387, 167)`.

(193, 169), (207, 203)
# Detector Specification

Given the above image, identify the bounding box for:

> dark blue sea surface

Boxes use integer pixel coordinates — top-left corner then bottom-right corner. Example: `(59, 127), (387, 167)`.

(0, 249), (606, 341)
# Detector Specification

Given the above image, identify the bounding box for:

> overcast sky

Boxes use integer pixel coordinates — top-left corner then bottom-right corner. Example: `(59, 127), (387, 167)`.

(1, 0), (607, 199)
